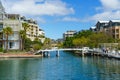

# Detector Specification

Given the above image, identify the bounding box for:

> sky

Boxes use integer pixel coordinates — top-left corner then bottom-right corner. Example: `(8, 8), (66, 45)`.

(1, 0), (120, 39)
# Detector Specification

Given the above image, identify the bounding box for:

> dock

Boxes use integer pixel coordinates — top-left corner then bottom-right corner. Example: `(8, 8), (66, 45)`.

(92, 48), (120, 59)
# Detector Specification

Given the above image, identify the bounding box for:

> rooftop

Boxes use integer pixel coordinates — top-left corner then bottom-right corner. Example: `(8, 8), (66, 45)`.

(110, 20), (120, 23)
(98, 20), (109, 23)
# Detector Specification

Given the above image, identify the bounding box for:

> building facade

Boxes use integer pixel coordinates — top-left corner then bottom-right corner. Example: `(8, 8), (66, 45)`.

(96, 21), (109, 32)
(0, 1), (5, 49)
(95, 20), (120, 39)
(25, 19), (39, 41)
(0, 1), (45, 50)
(3, 14), (23, 50)
(63, 30), (76, 40)
(38, 29), (45, 43)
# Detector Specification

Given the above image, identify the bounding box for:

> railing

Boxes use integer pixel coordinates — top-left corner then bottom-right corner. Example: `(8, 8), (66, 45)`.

(37, 48), (90, 53)
(36, 48), (120, 59)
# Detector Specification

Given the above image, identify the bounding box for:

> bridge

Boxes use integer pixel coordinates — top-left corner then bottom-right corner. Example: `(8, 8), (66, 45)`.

(35, 47), (120, 59)
(35, 47), (93, 57)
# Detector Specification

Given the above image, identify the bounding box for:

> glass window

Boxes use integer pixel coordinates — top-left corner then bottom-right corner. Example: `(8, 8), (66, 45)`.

(9, 42), (14, 48)
(0, 24), (3, 31)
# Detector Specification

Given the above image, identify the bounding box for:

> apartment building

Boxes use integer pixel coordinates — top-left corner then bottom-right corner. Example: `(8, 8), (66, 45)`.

(95, 20), (120, 39)
(3, 14), (23, 50)
(109, 20), (120, 39)
(63, 30), (76, 40)
(26, 19), (39, 41)
(0, 1), (45, 50)
(0, 2), (22, 50)
(0, 1), (5, 48)
(21, 17), (45, 42)
(38, 29), (45, 43)
(90, 26), (96, 32)
(96, 21), (109, 32)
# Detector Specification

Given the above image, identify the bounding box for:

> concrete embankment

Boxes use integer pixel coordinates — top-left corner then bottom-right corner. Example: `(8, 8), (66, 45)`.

(0, 53), (42, 58)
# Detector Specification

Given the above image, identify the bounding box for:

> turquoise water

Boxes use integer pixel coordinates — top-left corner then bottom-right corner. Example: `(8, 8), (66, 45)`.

(0, 51), (120, 80)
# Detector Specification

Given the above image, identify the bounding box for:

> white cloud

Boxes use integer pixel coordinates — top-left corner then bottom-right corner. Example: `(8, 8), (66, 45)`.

(100, 0), (120, 10)
(35, 17), (46, 23)
(62, 17), (80, 22)
(1, 0), (74, 16)
(88, 0), (120, 21)
(89, 11), (120, 21)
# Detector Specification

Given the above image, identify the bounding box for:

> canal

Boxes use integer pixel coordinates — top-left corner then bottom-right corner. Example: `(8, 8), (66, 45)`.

(0, 51), (120, 80)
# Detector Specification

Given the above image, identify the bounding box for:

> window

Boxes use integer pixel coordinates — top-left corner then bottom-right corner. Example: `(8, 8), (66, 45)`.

(0, 42), (2, 48)
(9, 42), (14, 48)
(116, 34), (119, 39)
(116, 29), (119, 33)
(0, 24), (3, 31)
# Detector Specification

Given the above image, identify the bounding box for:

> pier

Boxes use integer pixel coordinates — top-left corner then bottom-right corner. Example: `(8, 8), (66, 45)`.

(91, 48), (120, 59)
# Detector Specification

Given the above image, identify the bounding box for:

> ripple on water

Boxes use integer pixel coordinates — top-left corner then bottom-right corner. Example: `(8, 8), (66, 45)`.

(0, 51), (119, 80)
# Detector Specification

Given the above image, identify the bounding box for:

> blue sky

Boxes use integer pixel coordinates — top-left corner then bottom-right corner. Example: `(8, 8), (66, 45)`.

(1, 0), (120, 39)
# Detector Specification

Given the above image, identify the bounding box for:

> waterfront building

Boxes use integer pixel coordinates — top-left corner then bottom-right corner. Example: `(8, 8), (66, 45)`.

(96, 21), (109, 32)
(21, 16), (45, 42)
(95, 20), (120, 39)
(90, 26), (96, 32)
(0, 1), (45, 50)
(63, 30), (76, 40)
(0, 1), (22, 50)
(38, 29), (45, 43)
(3, 14), (23, 50)
(0, 1), (5, 48)
(26, 19), (39, 41)
(108, 20), (120, 39)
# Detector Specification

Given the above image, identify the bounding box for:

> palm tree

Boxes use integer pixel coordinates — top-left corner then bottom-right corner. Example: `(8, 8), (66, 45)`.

(19, 30), (26, 50)
(22, 22), (29, 35)
(3, 27), (13, 51)
(20, 22), (29, 50)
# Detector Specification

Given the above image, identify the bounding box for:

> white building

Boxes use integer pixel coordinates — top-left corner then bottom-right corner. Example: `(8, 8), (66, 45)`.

(3, 14), (23, 50)
(38, 29), (45, 43)
(0, 1), (45, 50)
(63, 30), (76, 40)
(0, 2), (22, 50)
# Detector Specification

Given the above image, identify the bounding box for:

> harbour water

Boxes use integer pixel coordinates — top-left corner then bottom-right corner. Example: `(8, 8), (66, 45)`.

(0, 51), (120, 80)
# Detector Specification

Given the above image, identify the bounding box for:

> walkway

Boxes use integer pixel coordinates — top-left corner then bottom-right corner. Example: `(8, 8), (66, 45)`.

(37, 47), (91, 53)
(36, 48), (120, 59)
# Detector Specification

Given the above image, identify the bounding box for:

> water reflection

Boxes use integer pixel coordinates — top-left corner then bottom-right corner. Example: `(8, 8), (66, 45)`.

(0, 52), (119, 80)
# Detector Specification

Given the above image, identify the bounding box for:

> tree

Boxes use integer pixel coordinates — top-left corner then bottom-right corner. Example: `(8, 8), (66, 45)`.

(63, 37), (74, 48)
(19, 30), (26, 50)
(34, 37), (39, 42)
(75, 30), (93, 38)
(88, 32), (114, 48)
(33, 44), (41, 51)
(63, 30), (115, 48)
(43, 38), (51, 49)
(73, 37), (89, 48)
(19, 22), (29, 50)
(24, 38), (32, 51)
(22, 22), (29, 36)
(3, 27), (13, 51)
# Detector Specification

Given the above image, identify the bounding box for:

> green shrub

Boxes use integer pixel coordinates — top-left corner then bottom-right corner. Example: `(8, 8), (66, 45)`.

(0, 48), (3, 52)
(3, 50), (7, 53)
(33, 44), (41, 51)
